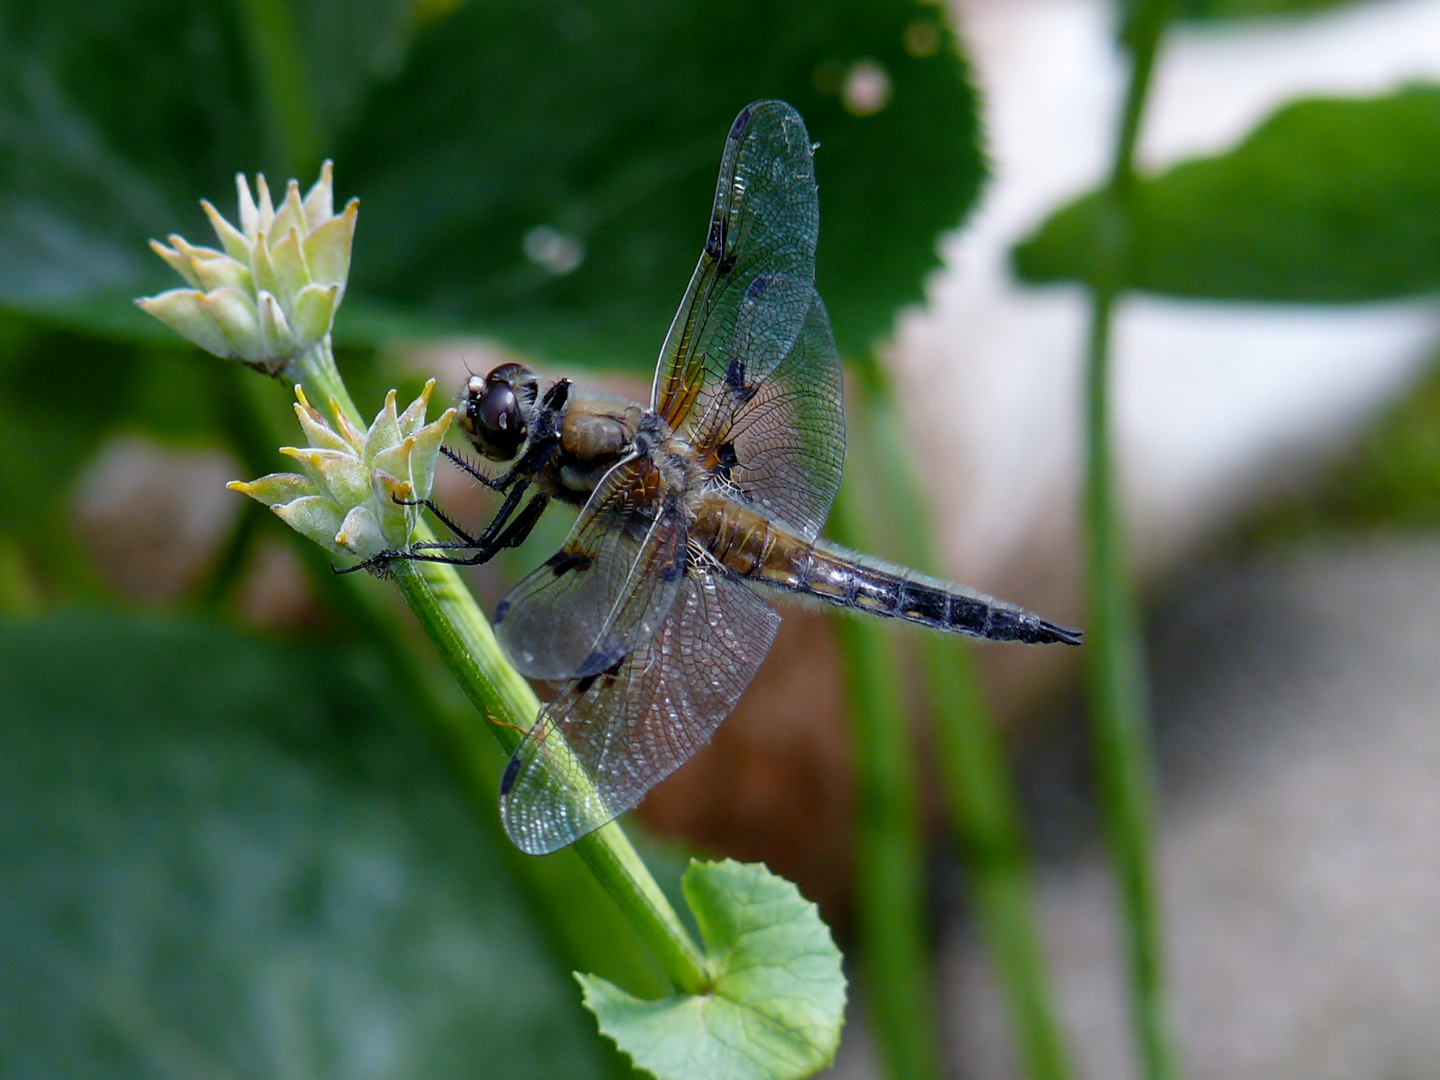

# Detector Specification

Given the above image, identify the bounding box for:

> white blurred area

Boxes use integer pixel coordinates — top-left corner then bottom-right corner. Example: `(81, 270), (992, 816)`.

(888, 0), (1440, 607)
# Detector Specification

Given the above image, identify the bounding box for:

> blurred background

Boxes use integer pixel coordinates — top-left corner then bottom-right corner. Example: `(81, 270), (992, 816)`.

(2, 0), (1439, 1078)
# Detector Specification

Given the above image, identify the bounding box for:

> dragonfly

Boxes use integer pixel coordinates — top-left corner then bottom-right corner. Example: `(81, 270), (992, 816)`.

(393, 101), (1080, 855)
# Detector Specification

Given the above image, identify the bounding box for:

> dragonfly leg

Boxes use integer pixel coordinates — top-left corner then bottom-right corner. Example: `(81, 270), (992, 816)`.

(440, 445), (514, 490)
(411, 491), (551, 566)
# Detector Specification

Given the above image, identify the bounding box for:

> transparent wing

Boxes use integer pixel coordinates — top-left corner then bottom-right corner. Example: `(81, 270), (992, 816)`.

(653, 101), (819, 434)
(493, 456), (685, 682)
(692, 289), (844, 543)
(499, 560), (781, 855)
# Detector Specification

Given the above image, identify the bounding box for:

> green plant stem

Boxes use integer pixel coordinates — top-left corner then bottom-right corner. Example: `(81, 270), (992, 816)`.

(286, 339), (712, 997)
(1083, 4), (1179, 1080)
(852, 365), (1071, 1080)
(830, 377), (940, 1080)
(925, 636), (1073, 1080)
(865, 388), (1072, 1080)
(387, 560), (711, 995)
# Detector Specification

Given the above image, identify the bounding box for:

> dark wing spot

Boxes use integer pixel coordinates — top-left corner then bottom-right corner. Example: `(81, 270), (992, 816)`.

(493, 598), (510, 623)
(544, 549), (593, 577)
(706, 215), (726, 262)
(660, 542), (688, 584)
(712, 441), (739, 485)
(500, 753), (522, 795)
(724, 354), (746, 393)
(573, 649), (626, 695)
(745, 274), (770, 302)
(728, 106), (753, 142)
(577, 644), (626, 679)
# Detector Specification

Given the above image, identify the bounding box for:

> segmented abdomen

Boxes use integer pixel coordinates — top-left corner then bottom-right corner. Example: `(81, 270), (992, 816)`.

(690, 497), (1079, 646)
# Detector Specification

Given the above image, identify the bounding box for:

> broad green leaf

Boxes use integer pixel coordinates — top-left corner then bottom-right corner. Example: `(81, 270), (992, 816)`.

(0, 0), (982, 366)
(339, 0), (981, 365)
(0, 613), (615, 1080)
(578, 860), (846, 1080)
(1012, 86), (1440, 303)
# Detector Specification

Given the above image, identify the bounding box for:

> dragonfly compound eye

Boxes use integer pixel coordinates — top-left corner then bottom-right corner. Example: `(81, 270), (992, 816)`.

(466, 378), (526, 461)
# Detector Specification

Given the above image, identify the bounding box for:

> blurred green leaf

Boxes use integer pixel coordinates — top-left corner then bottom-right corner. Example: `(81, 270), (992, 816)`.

(1, 0), (981, 365)
(1176, 0), (1360, 18)
(0, 613), (615, 1080)
(0, 0), (409, 329)
(1013, 86), (1440, 303)
(578, 860), (846, 1080)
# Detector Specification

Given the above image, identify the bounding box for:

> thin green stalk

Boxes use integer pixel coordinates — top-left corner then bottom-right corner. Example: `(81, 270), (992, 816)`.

(1083, 4), (1179, 1079)
(925, 636), (1073, 1080)
(389, 560), (711, 995)
(221, 357), (673, 1001)
(287, 340), (712, 996)
(830, 377), (940, 1080)
(864, 395), (1072, 1080)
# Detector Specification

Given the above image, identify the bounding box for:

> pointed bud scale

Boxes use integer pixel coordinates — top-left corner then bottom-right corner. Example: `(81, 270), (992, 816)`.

(303, 161), (334, 229)
(303, 200), (357, 288)
(198, 287), (264, 362)
(273, 495), (349, 555)
(371, 437), (417, 492)
(334, 504), (386, 558)
(226, 473), (318, 507)
(362, 388), (403, 465)
(397, 379), (436, 435)
(281, 446), (370, 508)
(201, 199), (253, 262)
(329, 400), (368, 454)
(255, 174), (276, 234)
(167, 234), (227, 264)
(408, 410), (454, 499)
(271, 179), (308, 241)
(257, 291), (297, 358)
(136, 289), (235, 358)
(236, 173), (260, 241)
(370, 469), (413, 539)
(269, 227), (311, 312)
(250, 232), (280, 302)
(292, 397), (355, 455)
(192, 255), (253, 293)
(291, 283), (340, 347)
(148, 240), (202, 288)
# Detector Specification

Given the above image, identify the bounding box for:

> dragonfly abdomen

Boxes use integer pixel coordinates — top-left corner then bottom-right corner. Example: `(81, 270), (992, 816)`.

(691, 497), (1080, 646)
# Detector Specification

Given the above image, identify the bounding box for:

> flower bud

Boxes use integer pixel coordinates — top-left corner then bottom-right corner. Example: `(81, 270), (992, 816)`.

(229, 381), (454, 563)
(138, 162), (357, 374)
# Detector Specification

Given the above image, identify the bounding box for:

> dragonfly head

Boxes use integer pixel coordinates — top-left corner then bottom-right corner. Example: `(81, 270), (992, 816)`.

(459, 362), (539, 462)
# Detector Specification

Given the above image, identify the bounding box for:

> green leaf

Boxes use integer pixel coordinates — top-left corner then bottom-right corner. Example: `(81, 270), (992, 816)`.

(0, 0), (982, 365)
(1177, 0), (1360, 19)
(340, 0), (981, 364)
(1012, 85), (1440, 303)
(578, 860), (846, 1080)
(0, 0), (409, 327)
(0, 612), (615, 1080)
